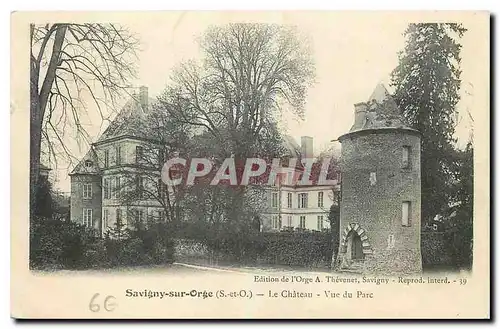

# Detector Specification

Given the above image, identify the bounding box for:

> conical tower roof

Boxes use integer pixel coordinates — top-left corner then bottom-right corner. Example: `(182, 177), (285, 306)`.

(348, 83), (412, 132)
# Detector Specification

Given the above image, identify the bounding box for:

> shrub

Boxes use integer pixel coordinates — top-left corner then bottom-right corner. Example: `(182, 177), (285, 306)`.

(30, 217), (99, 269)
(30, 217), (176, 270)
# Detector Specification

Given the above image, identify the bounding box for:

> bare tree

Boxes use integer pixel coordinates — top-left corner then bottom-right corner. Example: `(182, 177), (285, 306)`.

(157, 23), (315, 222)
(30, 23), (140, 217)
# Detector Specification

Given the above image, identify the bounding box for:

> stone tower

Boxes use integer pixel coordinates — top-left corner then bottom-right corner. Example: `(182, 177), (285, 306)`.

(337, 84), (422, 274)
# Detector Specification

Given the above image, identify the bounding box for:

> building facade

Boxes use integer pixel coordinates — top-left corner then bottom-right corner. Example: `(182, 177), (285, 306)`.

(69, 87), (164, 235)
(337, 84), (422, 274)
(261, 136), (340, 233)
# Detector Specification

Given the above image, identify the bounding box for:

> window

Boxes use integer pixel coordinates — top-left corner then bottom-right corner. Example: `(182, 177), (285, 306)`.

(117, 176), (121, 198)
(158, 178), (166, 198)
(287, 215), (292, 227)
(287, 192), (292, 208)
(369, 172), (377, 186)
(135, 209), (145, 223)
(158, 210), (165, 221)
(103, 209), (109, 231)
(116, 208), (122, 224)
(402, 201), (411, 226)
(83, 209), (93, 227)
(298, 193), (308, 209)
(402, 146), (411, 169)
(113, 176), (121, 199)
(116, 146), (122, 165)
(136, 146), (144, 164)
(317, 215), (324, 231)
(318, 192), (324, 208)
(299, 216), (306, 229)
(103, 178), (109, 199)
(387, 234), (395, 249)
(83, 183), (92, 199)
(271, 192), (278, 208)
(272, 215), (281, 230)
(136, 175), (144, 198)
(84, 160), (93, 168)
(104, 149), (110, 168)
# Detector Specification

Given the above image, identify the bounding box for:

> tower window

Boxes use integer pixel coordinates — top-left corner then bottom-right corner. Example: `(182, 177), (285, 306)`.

(402, 146), (411, 169)
(402, 201), (411, 226)
(387, 234), (395, 249)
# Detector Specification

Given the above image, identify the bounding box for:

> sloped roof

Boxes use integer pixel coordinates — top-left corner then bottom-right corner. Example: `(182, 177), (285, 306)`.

(368, 83), (391, 103)
(96, 95), (156, 143)
(69, 147), (101, 175)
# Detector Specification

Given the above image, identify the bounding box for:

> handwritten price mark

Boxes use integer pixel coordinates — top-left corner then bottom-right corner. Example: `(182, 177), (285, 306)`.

(89, 293), (117, 313)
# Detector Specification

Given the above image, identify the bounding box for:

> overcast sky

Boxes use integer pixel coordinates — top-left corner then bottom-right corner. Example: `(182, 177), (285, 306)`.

(49, 12), (482, 192)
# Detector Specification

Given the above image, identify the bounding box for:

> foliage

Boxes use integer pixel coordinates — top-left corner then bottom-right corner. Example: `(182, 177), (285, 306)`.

(34, 176), (54, 219)
(30, 217), (99, 269)
(258, 232), (333, 268)
(155, 23), (316, 223)
(327, 202), (340, 262)
(175, 228), (334, 269)
(391, 23), (467, 224)
(448, 141), (473, 269)
(30, 23), (139, 219)
(30, 217), (175, 270)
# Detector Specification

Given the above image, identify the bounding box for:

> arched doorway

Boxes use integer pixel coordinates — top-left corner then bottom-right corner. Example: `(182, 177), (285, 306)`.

(347, 231), (364, 260)
(338, 223), (372, 270)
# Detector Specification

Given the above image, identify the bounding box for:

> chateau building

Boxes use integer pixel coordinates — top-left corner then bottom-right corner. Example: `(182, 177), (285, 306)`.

(261, 136), (341, 233)
(69, 86), (164, 235)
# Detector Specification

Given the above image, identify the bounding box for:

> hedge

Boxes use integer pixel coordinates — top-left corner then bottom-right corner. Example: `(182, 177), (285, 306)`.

(30, 217), (175, 270)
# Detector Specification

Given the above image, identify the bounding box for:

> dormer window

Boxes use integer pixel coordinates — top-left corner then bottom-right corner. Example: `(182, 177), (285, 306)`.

(84, 160), (93, 168)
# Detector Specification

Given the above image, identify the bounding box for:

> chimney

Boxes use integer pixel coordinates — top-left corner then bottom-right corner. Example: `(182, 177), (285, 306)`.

(352, 102), (368, 130)
(139, 86), (148, 110)
(300, 136), (313, 160)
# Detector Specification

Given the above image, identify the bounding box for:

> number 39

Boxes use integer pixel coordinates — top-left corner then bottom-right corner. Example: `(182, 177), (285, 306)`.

(89, 293), (116, 312)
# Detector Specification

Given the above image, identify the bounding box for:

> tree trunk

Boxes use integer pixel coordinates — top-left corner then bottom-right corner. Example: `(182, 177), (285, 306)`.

(30, 25), (68, 220)
(30, 56), (41, 221)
